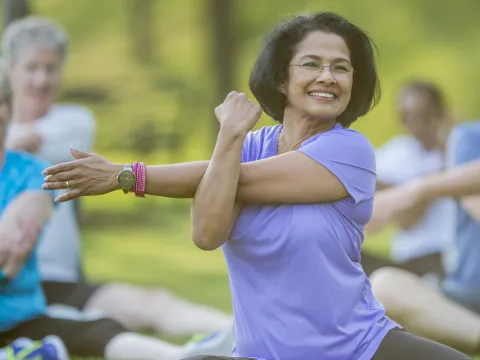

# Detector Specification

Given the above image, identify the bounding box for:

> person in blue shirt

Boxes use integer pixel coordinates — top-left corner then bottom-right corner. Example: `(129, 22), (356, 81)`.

(0, 71), (231, 359)
(0, 72), (70, 360)
(369, 121), (480, 355)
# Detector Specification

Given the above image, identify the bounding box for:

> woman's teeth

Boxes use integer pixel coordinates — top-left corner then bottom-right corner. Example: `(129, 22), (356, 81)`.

(308, 92), (335, 99)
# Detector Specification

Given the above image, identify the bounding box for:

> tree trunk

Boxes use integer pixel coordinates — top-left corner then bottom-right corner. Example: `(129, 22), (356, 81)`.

(3, 0), (30, 28)
(209, 0), (235, 141)
(126, 0), (155, 64)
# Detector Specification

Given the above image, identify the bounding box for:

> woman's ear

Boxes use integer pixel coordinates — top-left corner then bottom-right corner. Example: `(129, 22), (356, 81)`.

(279, 85), (286, 94)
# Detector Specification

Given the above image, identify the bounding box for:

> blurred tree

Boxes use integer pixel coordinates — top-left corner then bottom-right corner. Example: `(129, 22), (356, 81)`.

(3, 0), (30, 28)
(126, 0), (155, 64)
(209, 0), (235, 142)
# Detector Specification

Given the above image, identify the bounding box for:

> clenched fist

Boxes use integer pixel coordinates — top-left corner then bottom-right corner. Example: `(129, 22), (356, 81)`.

(214, 91), (262, 137)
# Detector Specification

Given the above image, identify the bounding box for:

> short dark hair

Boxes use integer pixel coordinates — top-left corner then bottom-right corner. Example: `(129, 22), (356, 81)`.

(397, 81), (446, 118)
(249, 12), (380, 127)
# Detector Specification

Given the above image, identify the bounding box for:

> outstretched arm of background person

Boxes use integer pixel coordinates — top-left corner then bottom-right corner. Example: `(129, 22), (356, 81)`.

(0, 191), (53, 278)
(374, 181), (430, 231)
(367, 160), (480, 234)
(390, 200), (431, 231)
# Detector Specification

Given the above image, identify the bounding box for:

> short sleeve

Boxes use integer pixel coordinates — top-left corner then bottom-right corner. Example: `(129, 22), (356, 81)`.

(297, 129), (376, 204)
(241, 131), (256, 164)
(24, 163), (46, 192)
(22, 157), (56, 202)
(241, 125), (280, 164)
(35, 105), (96, 165)
(447, 122), (480, 167)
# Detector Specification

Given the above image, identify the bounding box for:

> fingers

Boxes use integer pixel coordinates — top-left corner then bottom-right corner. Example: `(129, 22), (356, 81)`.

(54, 188), (82, 203)
(70, 147), (92, 160)
(226, 91), (238, 99)
(42, 181), (73, 191)
(43, 169), (78, 184)
(43, 159), (81, 176)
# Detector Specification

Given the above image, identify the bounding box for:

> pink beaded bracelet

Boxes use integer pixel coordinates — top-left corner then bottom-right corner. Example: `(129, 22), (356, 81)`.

(134, 161), (146, 197)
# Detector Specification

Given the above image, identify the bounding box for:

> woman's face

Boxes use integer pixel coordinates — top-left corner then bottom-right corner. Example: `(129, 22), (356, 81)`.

(282, 31), (353, 122)
(398, 91), (443, 150)
(7, 44), (62, 111)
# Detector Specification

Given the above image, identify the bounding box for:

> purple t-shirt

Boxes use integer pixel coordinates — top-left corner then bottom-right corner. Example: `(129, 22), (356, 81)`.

(223, 123), (398, 360)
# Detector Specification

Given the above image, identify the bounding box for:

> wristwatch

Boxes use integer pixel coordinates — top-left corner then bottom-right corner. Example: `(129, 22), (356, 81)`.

(117, 164), (136, 194)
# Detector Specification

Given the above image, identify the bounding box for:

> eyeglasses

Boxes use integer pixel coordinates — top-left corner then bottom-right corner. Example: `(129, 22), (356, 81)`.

(289, 61), (353, 78)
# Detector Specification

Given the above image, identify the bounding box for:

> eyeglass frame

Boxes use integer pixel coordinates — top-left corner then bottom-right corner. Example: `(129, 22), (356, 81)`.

(288, 62), (354, 77)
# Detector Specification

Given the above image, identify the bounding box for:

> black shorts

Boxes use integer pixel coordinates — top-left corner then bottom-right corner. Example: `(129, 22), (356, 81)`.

(42, 281), (101, 310)
(361, 251), (444, 278)
(0, 315), (126, 357)
(181, 329), (472, 360)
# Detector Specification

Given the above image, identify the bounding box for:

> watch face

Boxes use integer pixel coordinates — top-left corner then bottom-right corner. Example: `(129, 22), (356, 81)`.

(118, 170), (136, 187)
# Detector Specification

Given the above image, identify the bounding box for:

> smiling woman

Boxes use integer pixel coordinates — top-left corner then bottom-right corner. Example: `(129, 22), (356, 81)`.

(42, 12), (472, 360)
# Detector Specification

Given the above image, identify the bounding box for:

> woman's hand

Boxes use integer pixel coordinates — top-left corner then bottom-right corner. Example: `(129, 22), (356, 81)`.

(214, 91), (262, 137)
(42, 147), (122, 202)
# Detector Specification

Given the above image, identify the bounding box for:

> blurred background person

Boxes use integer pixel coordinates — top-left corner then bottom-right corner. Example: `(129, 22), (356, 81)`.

(0, 54), (70, 360)
(368, 121), (480, 355)
(363, 81), (456, 281)
(3, 15), (232, 342)
(0, 51), (234, 360)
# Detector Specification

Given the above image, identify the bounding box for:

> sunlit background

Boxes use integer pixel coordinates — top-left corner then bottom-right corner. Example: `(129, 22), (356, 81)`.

(2, 0), (480, 354)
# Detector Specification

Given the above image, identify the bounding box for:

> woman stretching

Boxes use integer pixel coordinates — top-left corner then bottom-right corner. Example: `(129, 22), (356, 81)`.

(42, 12), (472, 360)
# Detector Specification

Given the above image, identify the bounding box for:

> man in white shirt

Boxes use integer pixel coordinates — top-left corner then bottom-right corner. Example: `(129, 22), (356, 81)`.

(362, 81), (456, 279)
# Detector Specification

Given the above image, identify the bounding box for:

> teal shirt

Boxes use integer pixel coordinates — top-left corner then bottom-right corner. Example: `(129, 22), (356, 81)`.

(444, 122), (480, 289)
(0, 150), (52, 332)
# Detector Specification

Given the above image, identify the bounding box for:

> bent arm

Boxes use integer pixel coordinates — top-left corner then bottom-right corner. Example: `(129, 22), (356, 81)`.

(0, 191), (53, 275)
(190, 130), (244, 250)
(145, 152), (348, 204)
(0, 191), (54, 238)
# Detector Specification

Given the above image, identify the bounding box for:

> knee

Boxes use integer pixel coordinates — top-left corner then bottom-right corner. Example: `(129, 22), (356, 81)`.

(370, 267), (415, 313)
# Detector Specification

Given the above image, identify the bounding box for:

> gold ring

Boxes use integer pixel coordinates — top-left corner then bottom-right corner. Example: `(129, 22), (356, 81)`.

(66, 180), (70, 189)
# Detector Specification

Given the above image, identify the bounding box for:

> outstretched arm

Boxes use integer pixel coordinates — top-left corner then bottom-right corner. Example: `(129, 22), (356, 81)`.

(42, 145), (350, 204)
(415, 160), (480, 200)
(367, 160), (480, 234)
